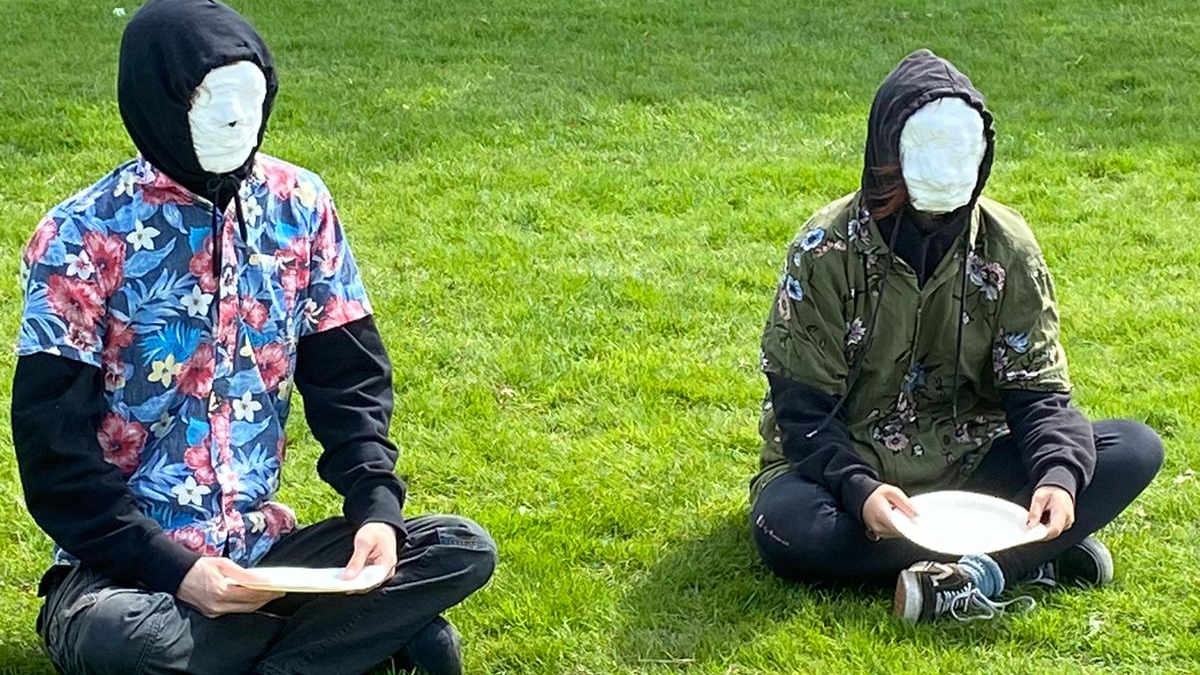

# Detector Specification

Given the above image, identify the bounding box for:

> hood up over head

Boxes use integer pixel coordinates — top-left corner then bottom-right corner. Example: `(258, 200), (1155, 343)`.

(118, 0), (278, 204)
(861, 48), (995, 227)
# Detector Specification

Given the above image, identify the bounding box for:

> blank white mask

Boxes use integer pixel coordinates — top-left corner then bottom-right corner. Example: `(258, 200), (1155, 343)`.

(188, 61), (267, 173)
(899, 97), (985, 214)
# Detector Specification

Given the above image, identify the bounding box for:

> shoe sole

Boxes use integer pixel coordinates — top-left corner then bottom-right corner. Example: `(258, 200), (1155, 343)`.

(1078, 536), (1115, 587)
(893, 570), (923, 623)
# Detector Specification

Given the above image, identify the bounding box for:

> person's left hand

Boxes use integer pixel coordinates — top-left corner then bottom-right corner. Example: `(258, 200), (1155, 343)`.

(342, 522), (398, 583)
(1027, 486), (1075, 541)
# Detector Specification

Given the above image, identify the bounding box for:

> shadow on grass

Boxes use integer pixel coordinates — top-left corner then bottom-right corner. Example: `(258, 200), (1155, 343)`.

(611, 509), (817, 668)
(612, 509), (1028, 669)
(0, 640), (54, 675)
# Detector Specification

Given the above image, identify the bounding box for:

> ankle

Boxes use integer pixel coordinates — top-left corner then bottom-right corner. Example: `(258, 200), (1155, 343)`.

(957, 553), (1006, 598)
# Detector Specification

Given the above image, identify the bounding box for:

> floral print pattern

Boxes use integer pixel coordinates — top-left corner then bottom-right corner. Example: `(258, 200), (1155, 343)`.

(18, 155), (371, 567)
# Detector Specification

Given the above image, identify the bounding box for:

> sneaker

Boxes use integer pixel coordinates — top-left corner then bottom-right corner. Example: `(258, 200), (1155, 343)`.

(1028, 535), (1114, 589)
(389, 616), (463, 675)
(894, 561), (1034, 623)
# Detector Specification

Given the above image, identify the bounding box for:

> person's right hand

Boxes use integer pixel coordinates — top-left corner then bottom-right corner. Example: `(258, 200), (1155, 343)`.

(176, 557), (283, 618)
(861, 483), (918, 540)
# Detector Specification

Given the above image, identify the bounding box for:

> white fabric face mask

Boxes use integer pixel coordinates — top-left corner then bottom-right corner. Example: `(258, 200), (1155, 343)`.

(899, 97), (985, 214)
(188, 61), (267, 174)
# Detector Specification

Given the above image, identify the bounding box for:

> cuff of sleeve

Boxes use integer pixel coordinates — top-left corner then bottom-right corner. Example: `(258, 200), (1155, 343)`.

(345, 482), (408, 543)
(137, 534), (202, 594)
(1036, 465), (1080, 502)
(842, 473), (883, 525)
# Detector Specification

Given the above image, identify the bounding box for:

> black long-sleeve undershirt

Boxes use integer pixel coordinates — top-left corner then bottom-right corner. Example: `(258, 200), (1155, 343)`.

(295, 316), (408, 542)
(12, 353), (201, 594)
(11, 315), (406, 593)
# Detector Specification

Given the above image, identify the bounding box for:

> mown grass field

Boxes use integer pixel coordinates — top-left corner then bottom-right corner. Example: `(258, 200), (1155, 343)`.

(2, 1), (1198, 672)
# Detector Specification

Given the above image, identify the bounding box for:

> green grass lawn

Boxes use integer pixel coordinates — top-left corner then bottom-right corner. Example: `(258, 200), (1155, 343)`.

(2, 0), (1199, 672)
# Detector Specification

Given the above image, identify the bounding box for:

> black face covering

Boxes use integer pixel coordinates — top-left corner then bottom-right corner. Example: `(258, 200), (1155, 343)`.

(117, 0), (278, 207)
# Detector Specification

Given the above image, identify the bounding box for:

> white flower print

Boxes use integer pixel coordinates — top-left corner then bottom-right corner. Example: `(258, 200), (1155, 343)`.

(182, 285), (214, 318)
(220, 269), (238, 297)
(241, 194), (263, 225)
(232, 391), (263, 422)
(64, 250), (95, 280)
(126, 220), (160, 251)
(294, 179), (319, 209)
(301, 298), (321, 327)
(171, 476), (212, 507)
(247, 511), (267, 533)
(151, 411), (174, 438)
(113, 169), (138, 198)
(845, 317), (866, 346)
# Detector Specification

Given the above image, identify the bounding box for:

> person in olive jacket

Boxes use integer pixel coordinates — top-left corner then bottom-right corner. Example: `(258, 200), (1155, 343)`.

(750, 49), (1162, 623)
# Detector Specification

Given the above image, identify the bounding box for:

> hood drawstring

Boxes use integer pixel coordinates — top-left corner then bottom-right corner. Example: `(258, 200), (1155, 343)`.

(204, 176), (250, 308)
(806, 212), (904, 440)
(951, 229), (971, 424)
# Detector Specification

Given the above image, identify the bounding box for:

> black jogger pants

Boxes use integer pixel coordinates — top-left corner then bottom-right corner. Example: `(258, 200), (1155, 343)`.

(750, 419), (1163, 584)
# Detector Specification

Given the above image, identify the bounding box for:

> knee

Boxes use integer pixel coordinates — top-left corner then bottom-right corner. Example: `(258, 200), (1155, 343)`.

(66, 591), (181, 675)
(751, 497), (841, 580)
(431, 516), (498, 591)
(1101, 419), (1165, 487)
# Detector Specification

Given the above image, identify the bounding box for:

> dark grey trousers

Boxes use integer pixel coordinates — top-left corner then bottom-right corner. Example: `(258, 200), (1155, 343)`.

(751, 419), (1163, 584)
(36, 514), (497, 675)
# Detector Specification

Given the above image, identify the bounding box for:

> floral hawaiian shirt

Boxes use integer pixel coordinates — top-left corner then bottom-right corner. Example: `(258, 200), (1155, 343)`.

(18, 155), (372, 566)
(753, 192), (1071, 499)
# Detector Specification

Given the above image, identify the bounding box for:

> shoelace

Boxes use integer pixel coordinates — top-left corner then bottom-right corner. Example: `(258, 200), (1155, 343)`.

(1027, 561), (1058, 589)
(939, 586), (1037, 622)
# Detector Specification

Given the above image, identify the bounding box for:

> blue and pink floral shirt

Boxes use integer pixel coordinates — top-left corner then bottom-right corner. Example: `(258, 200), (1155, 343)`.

(18, 155), (372, 566)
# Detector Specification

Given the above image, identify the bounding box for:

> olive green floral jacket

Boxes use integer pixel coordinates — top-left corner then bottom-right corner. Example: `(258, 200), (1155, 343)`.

(753, 192), (1070, 498)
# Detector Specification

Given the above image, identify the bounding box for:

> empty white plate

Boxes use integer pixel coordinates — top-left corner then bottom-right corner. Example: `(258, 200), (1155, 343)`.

(886, 490), (1048, 555)
(234, 564), (391, 593)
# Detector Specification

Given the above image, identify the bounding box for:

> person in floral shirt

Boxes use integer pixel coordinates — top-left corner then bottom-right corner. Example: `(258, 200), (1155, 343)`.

(12, 1), (494, 673)
(750, 50), (1162, 623)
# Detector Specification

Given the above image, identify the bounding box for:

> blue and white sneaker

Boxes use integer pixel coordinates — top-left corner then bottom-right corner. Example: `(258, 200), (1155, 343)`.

(894, 561), (1034, 623)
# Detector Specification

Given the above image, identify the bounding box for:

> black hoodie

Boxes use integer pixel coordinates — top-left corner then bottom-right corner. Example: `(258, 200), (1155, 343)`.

(768, 50), (1094, 522)
(118, 0), (278, 206)
(13, 0), (406, 596)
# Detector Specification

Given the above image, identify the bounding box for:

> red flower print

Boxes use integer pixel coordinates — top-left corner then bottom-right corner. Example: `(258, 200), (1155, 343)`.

(105, 316), (135, 352)
(189, 238), (217, 293)
(260, 502), (296, 538)
(140, 169), (194, 206)
(176, 343), (215, 399)
(82, 230), (125, 298)
(261, 159), (298, 200)
(254, 342), (289, 391)
(184, 443), (216, 485)
(223, 498), (245, 534)
(241, 297), (269, 331)
(217, 296), (239, 349)
(45, 274), (104, 331)
(211, 405), (232, 456)
(24, 217), (58, 265)
(318, 296), (367, 332)
(167, 526), (206, 553)
(313, 206), (341, 277)
(66, 325), (101, 353)
(97, 412), (147, 475)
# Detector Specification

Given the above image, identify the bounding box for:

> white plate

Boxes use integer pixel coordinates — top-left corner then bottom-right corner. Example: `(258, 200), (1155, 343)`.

(234, 564), (391, 593)
(885, 490), (1048, 555)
